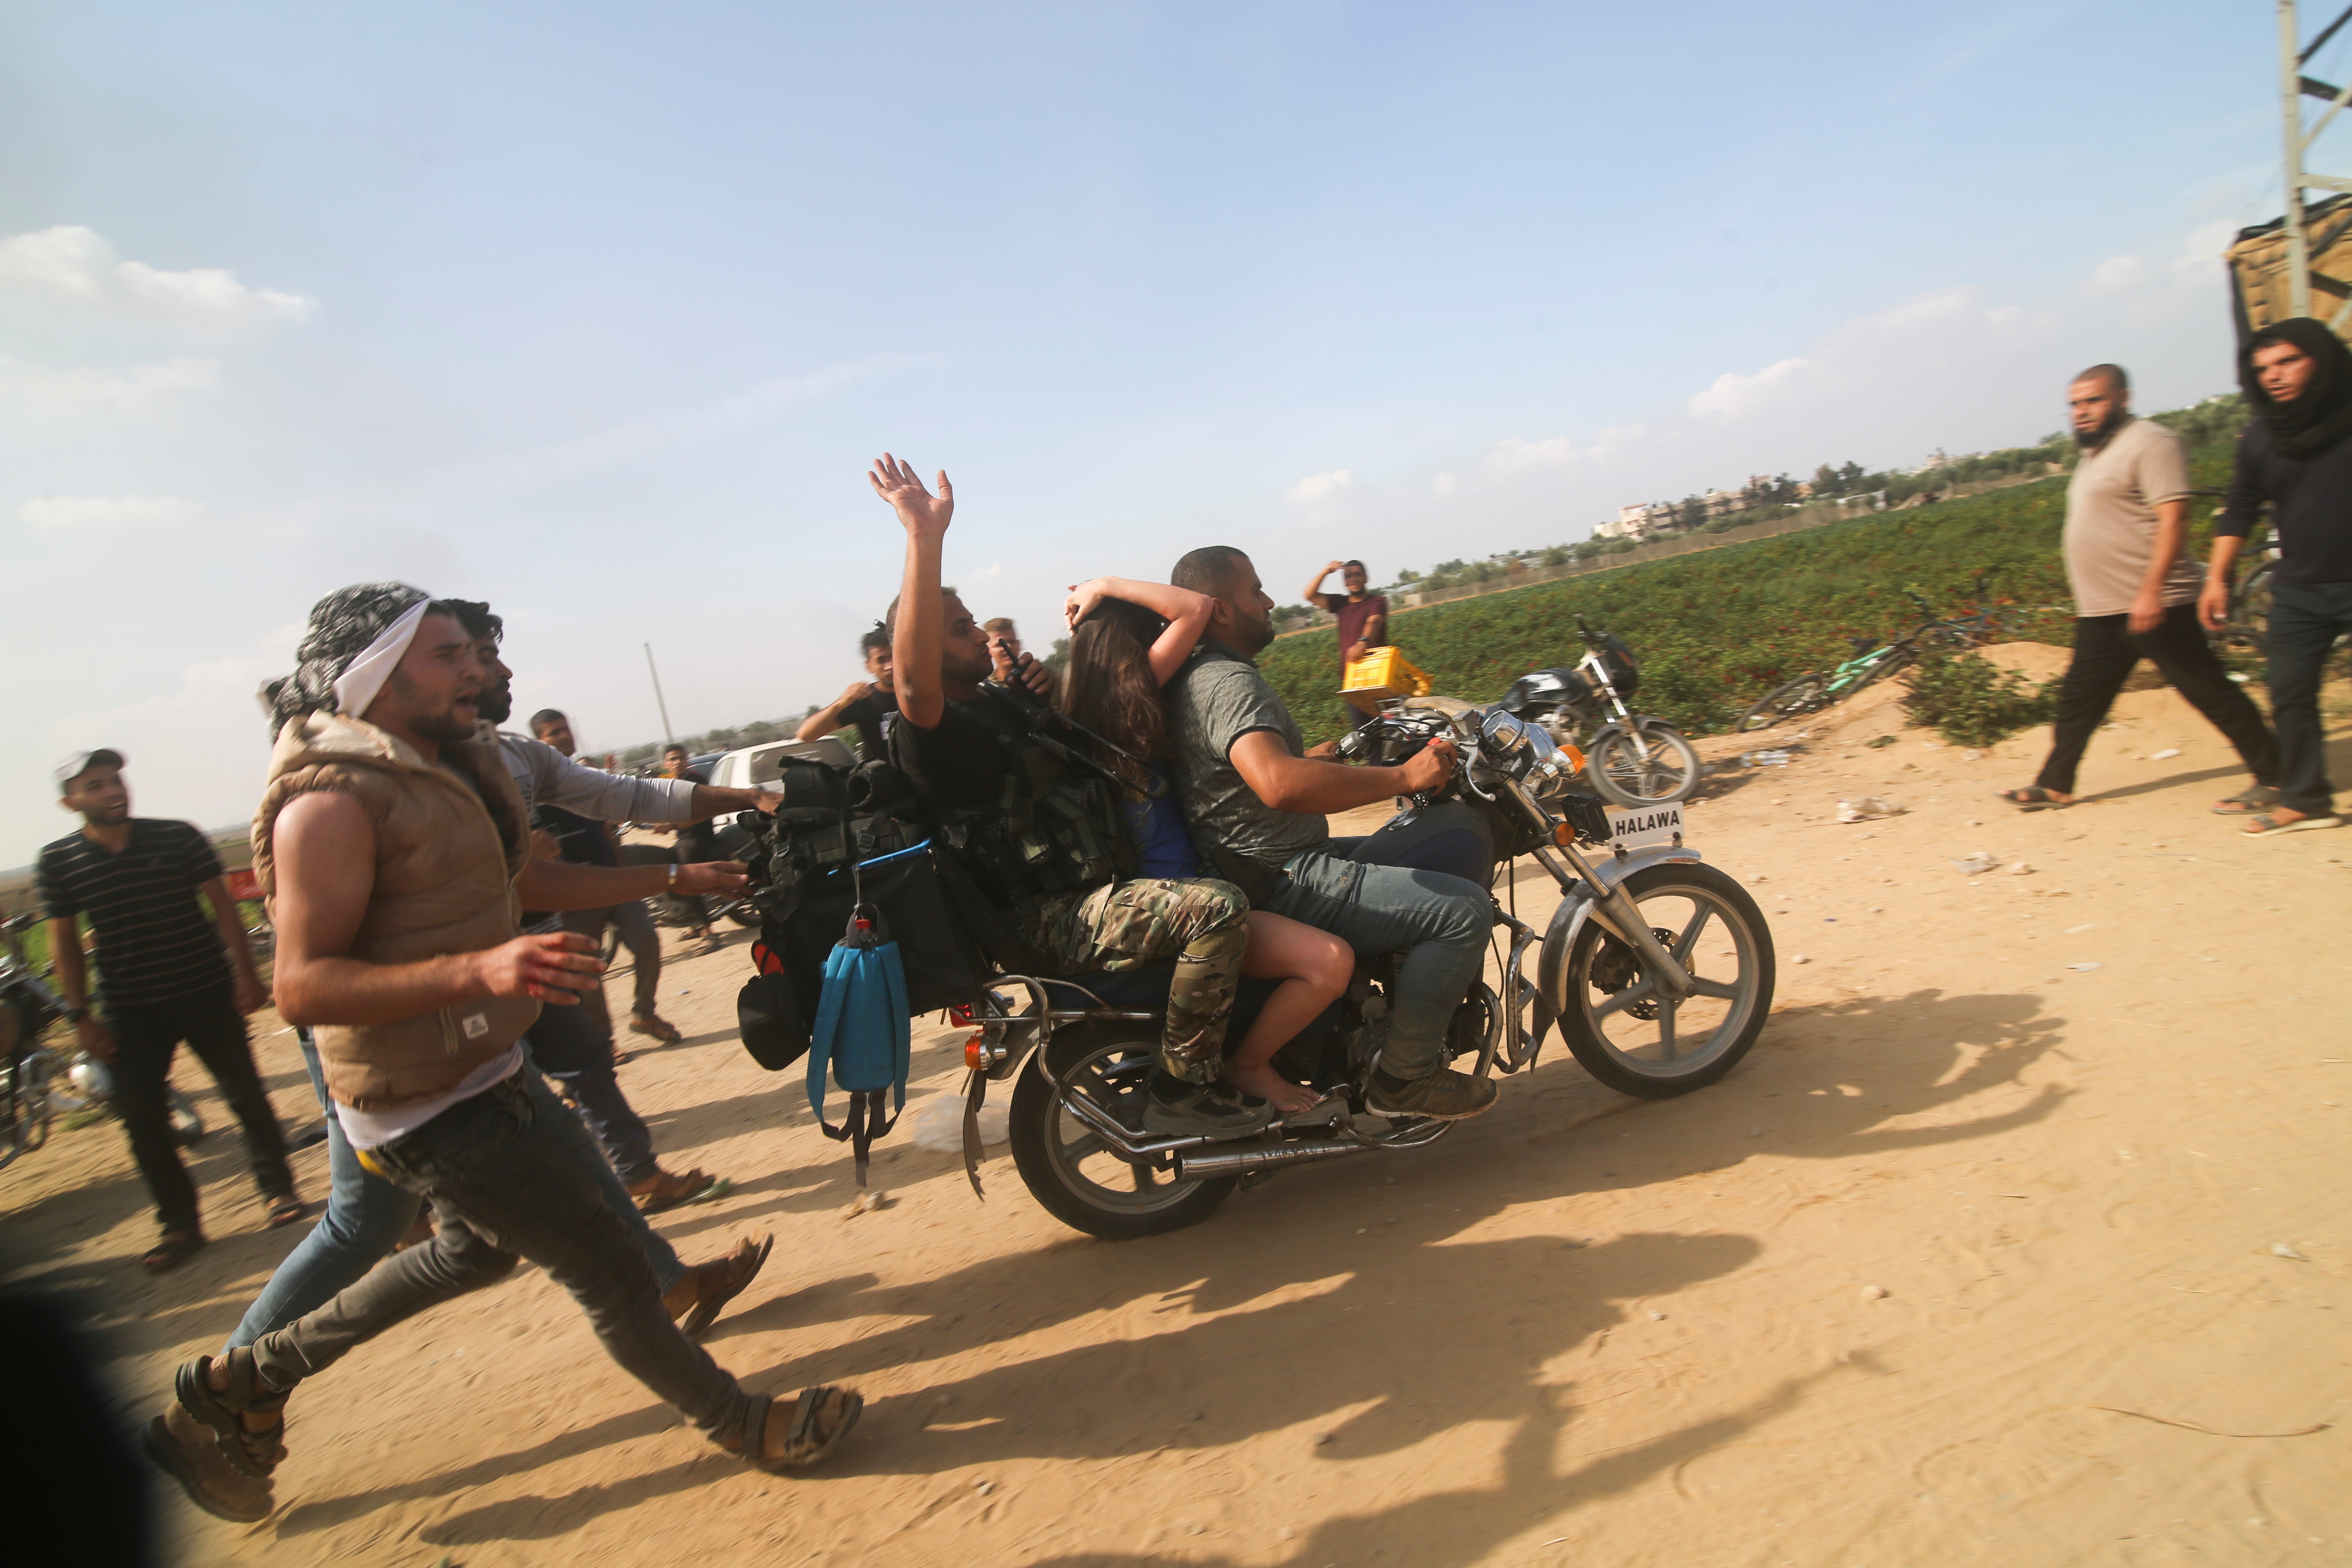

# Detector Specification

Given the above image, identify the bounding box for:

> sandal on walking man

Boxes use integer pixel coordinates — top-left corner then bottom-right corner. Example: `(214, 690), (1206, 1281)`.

(1998, 363), (2278, 817)
(144, 584), (859, 1523)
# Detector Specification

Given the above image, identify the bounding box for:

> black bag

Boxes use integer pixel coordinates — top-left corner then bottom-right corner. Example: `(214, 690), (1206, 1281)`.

(738, 761), (993, 1071)
(736, 968), (808, 1071)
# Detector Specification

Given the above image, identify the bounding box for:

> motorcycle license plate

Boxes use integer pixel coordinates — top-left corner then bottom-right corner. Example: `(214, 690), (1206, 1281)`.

(1604, 802), (1683, 849)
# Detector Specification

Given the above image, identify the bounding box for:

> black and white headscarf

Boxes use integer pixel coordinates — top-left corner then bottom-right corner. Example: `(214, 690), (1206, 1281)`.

(261, 582), (433, 738)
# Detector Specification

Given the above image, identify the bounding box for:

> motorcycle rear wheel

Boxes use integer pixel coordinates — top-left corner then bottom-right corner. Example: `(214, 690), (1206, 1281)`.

(1007, 1023), (1238, 1240)
(1588, 722), (1702, 807)
(1556, 863), (1773, 1097)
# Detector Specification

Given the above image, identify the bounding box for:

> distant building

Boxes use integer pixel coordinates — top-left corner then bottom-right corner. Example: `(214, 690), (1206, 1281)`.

(1595, 500), (1676, 542)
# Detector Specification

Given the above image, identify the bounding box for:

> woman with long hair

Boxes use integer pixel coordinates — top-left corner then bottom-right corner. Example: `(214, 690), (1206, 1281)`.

(1058, 577), (1348, 1116)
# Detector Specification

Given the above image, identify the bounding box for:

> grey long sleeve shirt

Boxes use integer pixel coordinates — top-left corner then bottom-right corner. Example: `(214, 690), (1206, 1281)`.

(495, 731), (697, 823)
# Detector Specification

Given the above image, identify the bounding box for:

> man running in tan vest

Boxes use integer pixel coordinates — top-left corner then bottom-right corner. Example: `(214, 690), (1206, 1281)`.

(149, 584), (862, 1521)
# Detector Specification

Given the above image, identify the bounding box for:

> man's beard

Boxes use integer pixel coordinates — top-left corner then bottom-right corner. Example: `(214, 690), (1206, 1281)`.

(410, 705), (481, 745)
(2074, 408), (2128, 448)
(1228, 605), (1275, 656)
(474, 678), (513, 725)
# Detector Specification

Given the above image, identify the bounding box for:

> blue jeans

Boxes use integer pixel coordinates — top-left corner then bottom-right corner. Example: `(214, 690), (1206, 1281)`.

(224, 1029), (683, 1352)
(1267, 849), (1490, 1079)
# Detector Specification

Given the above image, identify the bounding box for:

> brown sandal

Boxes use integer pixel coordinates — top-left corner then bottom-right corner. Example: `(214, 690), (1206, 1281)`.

(266, 1194), (307, 1229)
(142, 1229), (207, 1273)
(724, 1385), (863, 1472)
(169, 1351), (289, 1482)
(676, 1233), (774, 1338)
(629, 1013), (684, 1044)
(633, 1166), (730, 1213)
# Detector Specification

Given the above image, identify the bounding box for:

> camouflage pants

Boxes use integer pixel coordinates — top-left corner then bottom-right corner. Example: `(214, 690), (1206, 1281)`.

(1023, 878), (1251, 1083)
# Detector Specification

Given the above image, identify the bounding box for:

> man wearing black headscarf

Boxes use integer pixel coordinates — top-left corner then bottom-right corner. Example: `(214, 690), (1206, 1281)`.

(2207, 318), (2352, 834)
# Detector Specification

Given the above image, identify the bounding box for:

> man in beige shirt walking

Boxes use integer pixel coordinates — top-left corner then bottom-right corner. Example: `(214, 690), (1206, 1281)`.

(1998, 364), (2278, 811)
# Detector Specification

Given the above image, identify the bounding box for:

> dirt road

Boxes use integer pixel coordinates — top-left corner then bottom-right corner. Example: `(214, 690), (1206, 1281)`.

(7, 653), (2347, 1566)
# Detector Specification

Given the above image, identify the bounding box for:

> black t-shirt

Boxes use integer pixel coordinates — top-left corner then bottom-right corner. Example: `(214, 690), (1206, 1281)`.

(889, 698), (1016, 812)
(537, 802), (618, 867)
(35, 819), (232, 1009)
(839, 689), (899, 760)
(670, 765), (719, 860)
(2220, 419), (2352, 587)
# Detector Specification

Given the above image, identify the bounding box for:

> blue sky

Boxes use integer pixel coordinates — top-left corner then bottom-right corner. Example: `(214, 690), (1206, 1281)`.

(0, 2), (2331, 849)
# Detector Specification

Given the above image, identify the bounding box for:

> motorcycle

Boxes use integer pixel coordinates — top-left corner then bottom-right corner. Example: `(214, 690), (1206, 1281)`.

(1497, 615), (1702, 807)
(959, 697), (1774, 1240)
(0, 913), (204, 1159)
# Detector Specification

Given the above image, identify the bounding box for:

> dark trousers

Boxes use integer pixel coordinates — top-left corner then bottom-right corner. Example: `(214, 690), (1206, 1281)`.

(2035, 603), (2279, 797)
(248, 1073), (753, 1444)
(2265, 578), (2352, 815)
(560, 900), (662, 1039)
(106, 982), (292, 1234)
(524, 994), (659, 1183)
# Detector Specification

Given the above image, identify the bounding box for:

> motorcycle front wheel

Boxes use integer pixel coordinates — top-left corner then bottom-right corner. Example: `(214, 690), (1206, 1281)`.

(1587, 722), (1702, 806)
(1007, 1023), (1238, 1240)
(1556, 863), (1774, 1097)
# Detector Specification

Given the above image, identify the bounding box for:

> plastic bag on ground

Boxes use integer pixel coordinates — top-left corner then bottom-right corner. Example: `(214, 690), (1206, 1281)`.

(909, 1094), (1008, 1152)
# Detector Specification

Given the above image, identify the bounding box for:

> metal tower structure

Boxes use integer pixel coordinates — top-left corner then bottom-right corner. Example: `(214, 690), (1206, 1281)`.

(2278, 0), (2352, 324)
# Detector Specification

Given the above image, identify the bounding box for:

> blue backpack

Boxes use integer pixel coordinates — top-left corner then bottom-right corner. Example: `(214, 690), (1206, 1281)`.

(804, 898), (911, 1187)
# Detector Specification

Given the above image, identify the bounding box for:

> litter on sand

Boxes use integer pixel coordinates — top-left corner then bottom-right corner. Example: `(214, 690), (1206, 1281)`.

(910, 1095), (1009, 1152)
(1837, 797), (1904, 823)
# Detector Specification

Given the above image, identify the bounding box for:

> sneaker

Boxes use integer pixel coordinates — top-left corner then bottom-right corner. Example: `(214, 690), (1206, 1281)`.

(1367, 1067), (1498, 1121)
(1141, 1071), (1274, 1138)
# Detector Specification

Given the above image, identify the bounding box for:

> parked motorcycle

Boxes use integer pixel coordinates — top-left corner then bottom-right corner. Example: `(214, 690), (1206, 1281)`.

(1496, 615), (1702, 807)
(960, 697), (1774, 1239)
(0, 913), (204, 1159)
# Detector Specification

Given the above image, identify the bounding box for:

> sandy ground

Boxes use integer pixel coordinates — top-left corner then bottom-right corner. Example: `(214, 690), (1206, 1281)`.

(6, 647), (2349, 1568)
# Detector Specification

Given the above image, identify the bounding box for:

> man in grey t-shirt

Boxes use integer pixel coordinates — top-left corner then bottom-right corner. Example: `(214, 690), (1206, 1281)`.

(1996, 363), (2276, 815)
(1164, 546), (1497, 1121)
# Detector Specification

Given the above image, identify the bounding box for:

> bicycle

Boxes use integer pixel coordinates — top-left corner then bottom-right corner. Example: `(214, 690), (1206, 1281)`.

(1735, 628), (1929, 733)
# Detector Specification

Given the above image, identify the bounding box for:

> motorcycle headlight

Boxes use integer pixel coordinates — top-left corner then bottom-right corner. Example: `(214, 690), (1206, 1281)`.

(1478, 706), (1534, 771)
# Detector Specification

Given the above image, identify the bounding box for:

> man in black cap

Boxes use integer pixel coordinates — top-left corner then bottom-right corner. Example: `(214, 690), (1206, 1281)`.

(38, 750), (301, 1272)
(2206, 318), (2352, 835)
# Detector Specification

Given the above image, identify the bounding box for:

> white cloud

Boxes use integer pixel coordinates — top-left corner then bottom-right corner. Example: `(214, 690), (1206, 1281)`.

(1431, 471), (1458, 497)
(1283, 468), (1354, 505)
(1688, 355), (1813, 419)
(0, 354), (221, 413)
(1485, 434), (1581, 471)
(2084, 220), (2236, 295)
(46, 635), (304, 837)
(0, 225), (315, 330)
(18, 494), (205, 530)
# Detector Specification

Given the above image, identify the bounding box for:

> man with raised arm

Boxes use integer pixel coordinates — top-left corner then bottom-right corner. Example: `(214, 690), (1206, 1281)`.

(1303, 559), (1390, 724)
(144, 583), (859, 1525)
(871, 454), (1265, 1136)
(1169, 546), (1497, 1121)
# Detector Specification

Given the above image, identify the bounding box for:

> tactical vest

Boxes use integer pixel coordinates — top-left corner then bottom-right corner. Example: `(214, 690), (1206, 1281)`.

(928, 686), (1134, 914)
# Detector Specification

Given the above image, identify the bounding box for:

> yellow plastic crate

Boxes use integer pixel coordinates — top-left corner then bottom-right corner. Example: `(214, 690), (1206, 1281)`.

(1341, 647), (1432, 701)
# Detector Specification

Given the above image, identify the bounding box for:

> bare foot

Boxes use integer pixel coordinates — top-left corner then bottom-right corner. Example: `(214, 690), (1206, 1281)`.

(1221, 1061), (1319, 1116)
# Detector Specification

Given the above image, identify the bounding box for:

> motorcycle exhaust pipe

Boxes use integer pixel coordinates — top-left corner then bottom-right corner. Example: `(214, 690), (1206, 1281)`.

(1175, 1138), (1370, 1181)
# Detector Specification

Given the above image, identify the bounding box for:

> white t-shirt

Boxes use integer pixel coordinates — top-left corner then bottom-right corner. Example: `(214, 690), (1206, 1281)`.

(336, 1043), (525, 1152)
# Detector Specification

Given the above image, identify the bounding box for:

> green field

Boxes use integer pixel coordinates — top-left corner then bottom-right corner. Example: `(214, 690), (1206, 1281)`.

(1261, 407), (2243, 744)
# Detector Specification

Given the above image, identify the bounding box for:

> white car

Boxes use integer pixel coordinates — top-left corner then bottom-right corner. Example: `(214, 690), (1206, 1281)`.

(706, 737), (854, 791)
